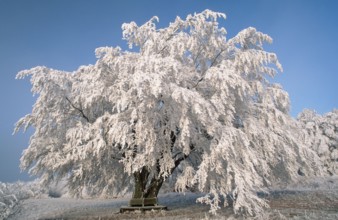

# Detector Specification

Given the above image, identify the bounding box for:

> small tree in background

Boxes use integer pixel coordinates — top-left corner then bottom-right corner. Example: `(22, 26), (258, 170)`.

(15, 10), (323, 216)
(297, 109), (338, 175)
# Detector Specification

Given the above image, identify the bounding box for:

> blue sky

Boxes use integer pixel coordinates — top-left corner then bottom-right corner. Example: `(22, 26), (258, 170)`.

(1, 0), (337, 182)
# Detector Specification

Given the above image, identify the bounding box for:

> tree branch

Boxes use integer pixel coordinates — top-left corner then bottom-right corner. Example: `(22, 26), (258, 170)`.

(209, 49), (224, 68)
(158, 27), (180, 54)
(172, 151), (184, 160)
(65, 97), (90, 123)
(171, 146), (196, 173)
(191, 49), (224, 89)
(193, 46), (204, 69)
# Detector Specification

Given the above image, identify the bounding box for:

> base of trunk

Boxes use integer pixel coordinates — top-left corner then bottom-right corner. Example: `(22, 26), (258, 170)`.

(129, 197), (158, 206)
(120, 196), (167, 213)
(120, 205), (167, 213)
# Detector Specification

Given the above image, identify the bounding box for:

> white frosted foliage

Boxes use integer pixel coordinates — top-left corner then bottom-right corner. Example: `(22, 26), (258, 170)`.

(15, 10), (323, 216)
(298, 109), (338, 175)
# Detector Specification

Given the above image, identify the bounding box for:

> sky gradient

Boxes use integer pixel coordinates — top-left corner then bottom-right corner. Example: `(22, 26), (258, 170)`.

(1, 0), (337, 182)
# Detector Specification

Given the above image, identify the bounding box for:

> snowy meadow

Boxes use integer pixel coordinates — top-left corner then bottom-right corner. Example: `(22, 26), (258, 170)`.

(1, 176), (338, 219)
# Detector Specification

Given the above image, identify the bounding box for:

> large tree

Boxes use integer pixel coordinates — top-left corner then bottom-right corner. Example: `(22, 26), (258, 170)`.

(15, 10), (322, 216)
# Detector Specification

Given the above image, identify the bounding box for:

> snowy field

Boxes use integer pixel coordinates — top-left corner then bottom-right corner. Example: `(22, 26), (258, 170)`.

(2, 176), (338, 220)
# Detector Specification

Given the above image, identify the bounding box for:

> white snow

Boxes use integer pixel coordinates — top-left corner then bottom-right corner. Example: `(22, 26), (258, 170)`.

(7, 193), (208, 220)
(3, 177), (338, 220)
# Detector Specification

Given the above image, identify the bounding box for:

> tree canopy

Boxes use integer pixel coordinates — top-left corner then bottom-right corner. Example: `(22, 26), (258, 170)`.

(15, 10), (324, 216)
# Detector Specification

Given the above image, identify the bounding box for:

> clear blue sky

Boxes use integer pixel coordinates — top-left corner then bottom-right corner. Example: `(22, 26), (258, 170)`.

(1, 0), (337, 182)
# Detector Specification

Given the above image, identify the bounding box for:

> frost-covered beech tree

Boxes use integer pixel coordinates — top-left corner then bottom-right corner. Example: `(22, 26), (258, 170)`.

(15, 10), (323, 216)
(297, 109), (338, 175)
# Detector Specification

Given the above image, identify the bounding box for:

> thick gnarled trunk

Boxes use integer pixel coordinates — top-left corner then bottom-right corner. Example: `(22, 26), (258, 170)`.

(132, 167), (164, 199)
(132, 167), (149, 198)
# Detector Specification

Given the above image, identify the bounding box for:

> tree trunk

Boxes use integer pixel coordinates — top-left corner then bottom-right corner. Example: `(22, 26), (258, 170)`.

(132, 167), (163, 199)
(144, 176), (164, 198)
(132, 154), (187, 199)
(132, 167), (149, 198)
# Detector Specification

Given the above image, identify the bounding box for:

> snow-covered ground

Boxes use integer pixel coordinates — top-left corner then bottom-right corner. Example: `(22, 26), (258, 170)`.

(2, 176), (338, 220)
(6, 192), (236, 220)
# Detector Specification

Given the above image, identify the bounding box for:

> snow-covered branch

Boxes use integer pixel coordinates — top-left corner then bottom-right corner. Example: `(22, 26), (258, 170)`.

(65, 97), (90, 123)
